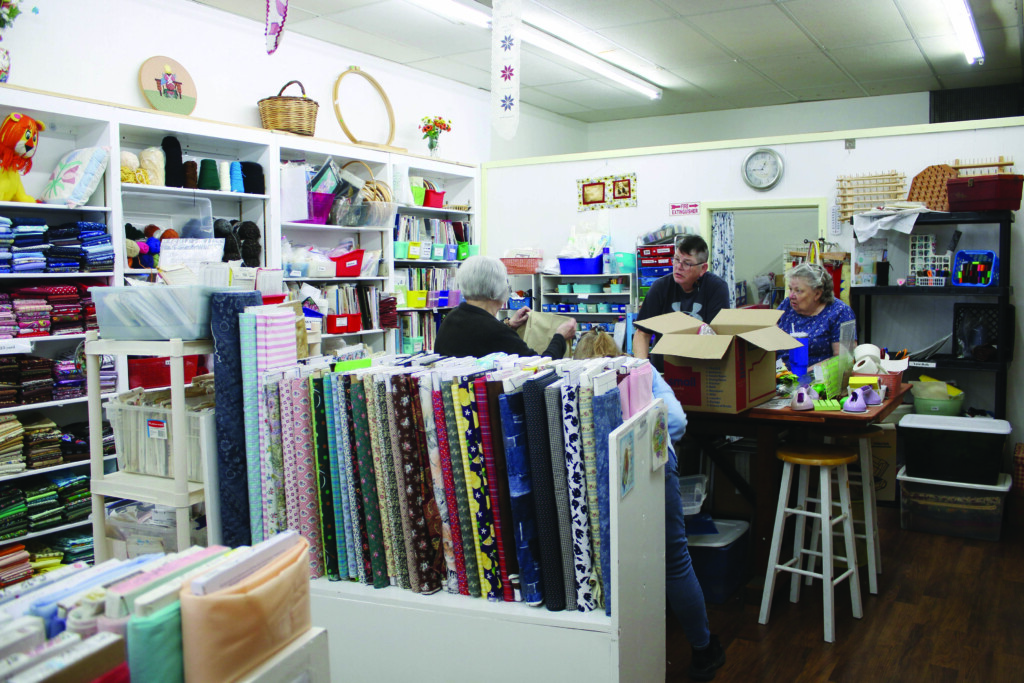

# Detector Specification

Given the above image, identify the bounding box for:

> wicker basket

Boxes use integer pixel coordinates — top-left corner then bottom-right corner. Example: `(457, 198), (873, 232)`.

(501, 257), (542, 274)
(258, 81), (319, 136)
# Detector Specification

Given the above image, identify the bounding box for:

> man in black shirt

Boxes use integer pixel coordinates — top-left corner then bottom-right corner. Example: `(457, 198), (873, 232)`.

(435, 256), (576, 358)
(633, 234), (730, 371)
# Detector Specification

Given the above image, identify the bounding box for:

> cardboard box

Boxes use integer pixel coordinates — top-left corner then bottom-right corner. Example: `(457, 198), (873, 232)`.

(868, 423), (899, 503)
(644, 309), (801, 414)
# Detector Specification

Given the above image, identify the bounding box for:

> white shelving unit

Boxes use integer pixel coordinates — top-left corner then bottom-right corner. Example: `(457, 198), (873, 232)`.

(86, 335), (214, 561)
(538, 273), (635, 332)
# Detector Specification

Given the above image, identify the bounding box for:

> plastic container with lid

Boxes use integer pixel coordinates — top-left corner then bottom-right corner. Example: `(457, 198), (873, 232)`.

(897, 414), (1011, 485)
(688, 519), (750, 603)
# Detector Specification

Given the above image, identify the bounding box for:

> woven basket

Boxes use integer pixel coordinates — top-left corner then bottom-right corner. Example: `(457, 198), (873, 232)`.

(258, 81), (319, 136)
(342, 160), (393, 203)
(501, 257), (542, 274)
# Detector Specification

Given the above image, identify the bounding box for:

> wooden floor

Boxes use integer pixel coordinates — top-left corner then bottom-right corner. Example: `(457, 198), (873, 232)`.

(665, 505), (1024, 683)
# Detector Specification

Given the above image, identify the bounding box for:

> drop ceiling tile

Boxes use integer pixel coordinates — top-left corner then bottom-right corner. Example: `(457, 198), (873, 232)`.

(667, 61), (779, 95)
(861, 75), (943, 96)
(969, 0), (1021, 31)
(447, 48), (590, 87)
(896, 0), (959, 38)
(599, 18), (735, 70)
(191, 0), (267, 22)
(290, 0), (380, 16)
(787, 82), (872, 103)
(830, 40), (933, 81)
(534, 79), (658, 110)
(294, 16), (435, 62)
(686, 4), (819, 59)
(918, 35), (984, 74)
(408, 57), (492, 90)
(325, 1), (491, 57)
(784, 0), (913, 49)
(524, 0), (674, 30)
(972, 26), (1023, 70)
(724, 89), (799, 109)
(657, 0), (775, 18)
(751, 51), (850, 90)
(520, 87), (592, 115)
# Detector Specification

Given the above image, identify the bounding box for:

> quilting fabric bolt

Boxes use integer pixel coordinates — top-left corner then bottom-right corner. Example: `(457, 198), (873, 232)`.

(323, 375), (352, 578)
(211, 290), (262, 547)
(460, 376), (501, 601)
(343, 375), (370, 583)
(562, 383), (595, 611)
(278, 380), (301, 533)
(545, 381), (577, 609)
(475, 377), (513, 602)
(378, 377), (411, 590)
(442, 380), (479, 597)
(433, 388), (467, 595)
(329, 375), (359, 580)
(350, 376), (387, 587)
(289, 377), (324, 578)
(311, 378), (341, 580)
(409, 375), (446, 592)
(364, 374), (398, 583)
(579, 384), (604, 608)
(593, 387), (624, 616)
(238, 312), (263, 543)
(452, 378), (488, 597)
(498, 392), (542, 605)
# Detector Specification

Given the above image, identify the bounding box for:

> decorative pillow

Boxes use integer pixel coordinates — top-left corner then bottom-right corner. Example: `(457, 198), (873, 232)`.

(41, 146), (110, 208)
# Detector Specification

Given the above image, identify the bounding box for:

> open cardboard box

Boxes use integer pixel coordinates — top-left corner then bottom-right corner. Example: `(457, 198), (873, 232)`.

(644, 309), (802, 414)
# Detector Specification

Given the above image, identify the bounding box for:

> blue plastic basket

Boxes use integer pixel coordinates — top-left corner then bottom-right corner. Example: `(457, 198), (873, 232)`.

(559, 255), (602, 274)
(953, 250), (999, 287)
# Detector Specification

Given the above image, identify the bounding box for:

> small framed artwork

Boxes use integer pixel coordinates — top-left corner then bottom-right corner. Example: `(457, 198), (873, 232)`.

(581, 181), (606, 205)
(613, 178), (632, 199)
(139, 56), (197, 115)
(619, 430), (636, 499)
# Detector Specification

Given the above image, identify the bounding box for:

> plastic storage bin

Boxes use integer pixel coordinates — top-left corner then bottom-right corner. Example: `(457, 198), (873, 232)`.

(897, 467), (1011, 541)
(946, 174), (1023, 212)
(93, 285), (225, 341)
(559, 256), (602, 275)
(128, 355), (200, 390)
(897, 414), (1011, 485)
(331, 249), (365, 277)
(678, 474), (708, 515)
(326, 314), (361, 334)
(423, 189), (445, 208)
(953, 250), (998, 287)
(689, 519), (750, 603)
(105, 399), (213, 482)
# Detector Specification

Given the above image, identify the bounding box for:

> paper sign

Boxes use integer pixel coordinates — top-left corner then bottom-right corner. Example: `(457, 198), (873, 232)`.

(671, 202), (699, 216)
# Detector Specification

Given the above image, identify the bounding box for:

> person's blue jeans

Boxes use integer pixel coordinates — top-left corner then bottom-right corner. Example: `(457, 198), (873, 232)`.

(664, 447), (711, 649)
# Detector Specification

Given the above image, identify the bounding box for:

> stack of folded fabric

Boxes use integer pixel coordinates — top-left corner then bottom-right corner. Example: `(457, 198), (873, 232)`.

(62, 420), (113, 460)
(80, 222), (113, 272)
(27, 546), (65, 575)
(0, 355), (17, 408)
(43, 285), (84, 336)
(0, 217), (12, 273)
(18, 357), (55, 405)
(0, 292), (15, 338)
(23, 481), (64, 533)
(0, 543), (32, 587)
(45, 221), (94, 273)
(0, 415), (25, 475)
(99, 355), (117, 395)
(80, 285), (100, 334)
(53, 356), (86, 401)
(52, 531), (93, 564)
(0, 484), (27, 541)
(22, 414), (62, 469)
(10, 217), (49, 273)
(51, 472), (90, 524)
(11, 290), (52, 338)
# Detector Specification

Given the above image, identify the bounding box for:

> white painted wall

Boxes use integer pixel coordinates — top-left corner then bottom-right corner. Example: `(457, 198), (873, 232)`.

(586, 93), (931, 151)
(0, 0), (586, 163)
(484, 119), (1024, 440)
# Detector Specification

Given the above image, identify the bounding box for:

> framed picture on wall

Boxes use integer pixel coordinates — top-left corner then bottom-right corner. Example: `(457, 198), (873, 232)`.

(581, 182), (606, 205)
(613, 178), (632, 199)
(139, 56), (197, 115)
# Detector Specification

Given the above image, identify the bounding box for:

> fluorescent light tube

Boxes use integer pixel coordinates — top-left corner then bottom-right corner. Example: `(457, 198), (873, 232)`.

(943, 0), (985, 65)
(520, 24), (662, 100)
(407, 0), (492, 29)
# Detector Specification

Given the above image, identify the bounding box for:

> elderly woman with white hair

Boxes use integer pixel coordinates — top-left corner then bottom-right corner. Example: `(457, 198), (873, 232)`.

(435, 255), (576, 358)
(776, 262), (856, 368)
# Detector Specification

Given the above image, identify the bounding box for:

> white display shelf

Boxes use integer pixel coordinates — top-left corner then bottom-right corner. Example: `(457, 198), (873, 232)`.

(283, 276), (386, 282)
(0, 455), (116, 484)
(237, 627), (330, 683)
(90, 471), (205, 508)
(395, 306), (455, 313)
(120, 184), (268, 202)
(86, 338), (214, 357)
(281, 222), (390, 233)
(0, 201), (111, 213)
(11, 519), (92, 544)
(397, 205), (473, 216)
(0, 393), (117, 416)
(322, 329), (384, 339)
(543, 292), (631, 297)
(394, 259), (460, 266)
(0, 272), (114, 279)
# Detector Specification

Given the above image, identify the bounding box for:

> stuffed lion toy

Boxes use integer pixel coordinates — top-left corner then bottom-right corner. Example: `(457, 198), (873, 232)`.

(0, 112), (46, 203)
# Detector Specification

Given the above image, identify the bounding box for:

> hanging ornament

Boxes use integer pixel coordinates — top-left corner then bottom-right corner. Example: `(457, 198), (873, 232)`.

(266, 0), (289, 55)
(491, 0), (521, 141)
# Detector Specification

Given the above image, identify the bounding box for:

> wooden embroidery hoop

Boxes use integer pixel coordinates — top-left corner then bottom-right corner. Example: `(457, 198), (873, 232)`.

(333, 67), (406, 152)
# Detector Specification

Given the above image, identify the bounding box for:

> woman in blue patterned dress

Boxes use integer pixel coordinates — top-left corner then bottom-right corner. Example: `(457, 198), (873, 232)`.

(776, 262), (856, 368)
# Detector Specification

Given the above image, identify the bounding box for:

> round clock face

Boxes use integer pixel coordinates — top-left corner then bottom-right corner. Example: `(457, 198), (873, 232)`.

(742, 148), (784, 190)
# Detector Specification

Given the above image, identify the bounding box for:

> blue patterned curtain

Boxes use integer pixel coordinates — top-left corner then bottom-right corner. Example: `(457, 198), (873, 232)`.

(711, 212), (736, 308)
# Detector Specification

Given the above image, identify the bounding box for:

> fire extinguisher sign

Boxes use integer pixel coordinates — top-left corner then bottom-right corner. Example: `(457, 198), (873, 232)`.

(670, 202), (699, 216)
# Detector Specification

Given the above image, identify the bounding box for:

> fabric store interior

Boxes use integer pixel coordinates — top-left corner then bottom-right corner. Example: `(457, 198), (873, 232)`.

(0, 0), (1022, 681)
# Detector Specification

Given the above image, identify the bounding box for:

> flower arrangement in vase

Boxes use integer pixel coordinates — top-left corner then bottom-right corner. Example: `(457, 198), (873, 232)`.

(419, 115), (451, 157)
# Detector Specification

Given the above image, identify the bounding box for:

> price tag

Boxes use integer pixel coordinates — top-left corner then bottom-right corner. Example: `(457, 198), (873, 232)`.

(290, 270), (301, 278)
(908, 361), (936, 368)
(578, 294), (589, 300)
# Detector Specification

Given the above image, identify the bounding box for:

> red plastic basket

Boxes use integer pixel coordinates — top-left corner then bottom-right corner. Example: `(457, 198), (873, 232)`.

(326, 314), (362, 334)
(331, 249), (365, 277)
(128, 355), (200, 389)
(500, 257), (542, 274)
(852, 370), (903, 397)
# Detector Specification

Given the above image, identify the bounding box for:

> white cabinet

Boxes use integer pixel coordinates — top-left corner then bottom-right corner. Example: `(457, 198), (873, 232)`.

(538, 273), (635, 336)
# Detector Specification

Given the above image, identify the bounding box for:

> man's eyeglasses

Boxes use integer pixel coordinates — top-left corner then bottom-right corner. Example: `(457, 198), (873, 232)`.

(672, 257), (707, 270)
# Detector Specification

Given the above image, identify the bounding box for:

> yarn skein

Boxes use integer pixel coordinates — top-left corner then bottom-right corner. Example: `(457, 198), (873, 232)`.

(218, 161), (232, 192)
(197, 159), (221, 190)
(239, 162), (266, 195)
(162, 136), (185, 188)
(139, 147), (165, 186)
(229, 162), (244, 193)
(183, 161), (199, 189)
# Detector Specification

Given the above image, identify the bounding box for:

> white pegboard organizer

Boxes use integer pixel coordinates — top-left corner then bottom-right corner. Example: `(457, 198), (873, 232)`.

(909, 234), (951, 279)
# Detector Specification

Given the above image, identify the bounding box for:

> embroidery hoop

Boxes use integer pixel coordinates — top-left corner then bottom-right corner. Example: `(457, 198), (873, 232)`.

(333, 67), (405, 152)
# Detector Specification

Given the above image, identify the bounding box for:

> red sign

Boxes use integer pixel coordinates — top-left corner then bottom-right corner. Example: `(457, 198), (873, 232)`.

(671, 202), (699, 216)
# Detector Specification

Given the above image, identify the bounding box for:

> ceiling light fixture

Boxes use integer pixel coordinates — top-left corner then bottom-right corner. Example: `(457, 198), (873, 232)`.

(520, 24), (662, 100)
(404, 0), (662, 100)
(942, 0), (985, 65)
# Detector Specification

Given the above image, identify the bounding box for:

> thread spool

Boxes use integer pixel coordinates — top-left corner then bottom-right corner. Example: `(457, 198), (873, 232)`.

(229, 161), (244, 193)
(197, 159), (220, 190)
(183, 160), (199, 189)
(240, 161), (265, 195)
(218, 161), (232, 192)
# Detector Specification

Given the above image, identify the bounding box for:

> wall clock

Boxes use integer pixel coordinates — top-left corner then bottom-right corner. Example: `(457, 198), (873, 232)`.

(742, 148), (784, 190)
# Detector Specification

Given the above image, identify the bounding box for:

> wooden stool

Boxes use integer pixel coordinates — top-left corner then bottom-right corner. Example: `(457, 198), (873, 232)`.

(807, 426), (884, 594)
(758, 443), (863, 643)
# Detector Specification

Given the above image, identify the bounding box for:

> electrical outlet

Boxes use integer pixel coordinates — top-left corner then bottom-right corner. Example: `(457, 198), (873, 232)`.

(845, 139), (856, 150)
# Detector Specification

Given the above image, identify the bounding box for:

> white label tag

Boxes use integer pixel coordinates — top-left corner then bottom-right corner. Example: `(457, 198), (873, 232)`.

(908, 361), (936, 368)
(290, 270), (301, 277)
(147, 419), (167, 439)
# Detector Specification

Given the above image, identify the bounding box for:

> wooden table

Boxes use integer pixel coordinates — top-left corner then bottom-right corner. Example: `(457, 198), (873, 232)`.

(685, 383), (912, 575)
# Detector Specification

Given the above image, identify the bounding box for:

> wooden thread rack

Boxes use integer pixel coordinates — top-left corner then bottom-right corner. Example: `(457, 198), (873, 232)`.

(836, 171), (906, 221)
(951, 156), (1015, 177)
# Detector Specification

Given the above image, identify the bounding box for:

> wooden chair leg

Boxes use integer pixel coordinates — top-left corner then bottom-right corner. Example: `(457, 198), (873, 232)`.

(819, 465), (835, 643)
(838, 464), (864, 620)
(759, 462), (794, 626)
(858, 436), (881, 594)
(789, 464), (810, 604)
